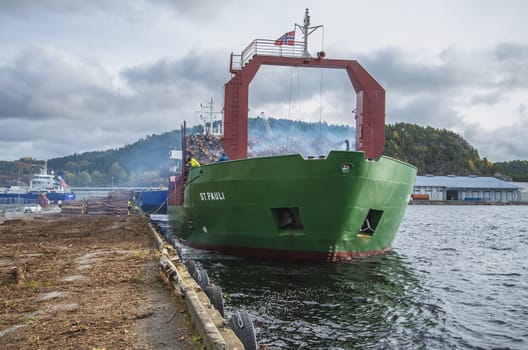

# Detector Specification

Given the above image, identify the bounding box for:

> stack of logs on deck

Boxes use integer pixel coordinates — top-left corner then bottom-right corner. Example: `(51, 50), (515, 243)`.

(186, 133), (224, 164)
(60, 190), (133, 216)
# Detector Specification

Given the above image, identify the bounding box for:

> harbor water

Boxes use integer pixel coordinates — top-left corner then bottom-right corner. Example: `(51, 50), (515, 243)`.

(167, 205), (528, 349)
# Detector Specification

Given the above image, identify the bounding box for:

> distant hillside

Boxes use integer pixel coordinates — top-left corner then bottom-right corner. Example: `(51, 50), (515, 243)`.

(1, 118), (526, 187)
(493, 160), (528, 182)
(47, 130), (184, 187)
(0, 158), (45, 187)
(384, 123), (494, 176)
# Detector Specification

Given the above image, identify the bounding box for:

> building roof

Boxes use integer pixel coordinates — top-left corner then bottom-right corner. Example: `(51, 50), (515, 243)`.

(415, 175), (523, 190)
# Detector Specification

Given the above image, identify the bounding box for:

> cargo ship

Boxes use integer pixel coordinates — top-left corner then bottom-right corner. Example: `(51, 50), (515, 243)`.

(167, 10), (416, 261)
(0, 165), (76, 205)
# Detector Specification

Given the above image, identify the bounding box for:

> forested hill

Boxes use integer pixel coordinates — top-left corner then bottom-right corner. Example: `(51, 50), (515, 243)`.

(384, 123), (494, 176)
(1, 118), (527, 187)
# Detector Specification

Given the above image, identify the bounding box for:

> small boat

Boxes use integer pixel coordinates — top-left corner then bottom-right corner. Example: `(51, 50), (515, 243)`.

(167, 9), (416, 261)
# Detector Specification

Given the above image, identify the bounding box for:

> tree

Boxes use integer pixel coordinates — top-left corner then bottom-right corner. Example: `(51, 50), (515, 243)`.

(77, 171), (92, 187)
(109, 162), (127, 185)
(90, 170), (104, 186)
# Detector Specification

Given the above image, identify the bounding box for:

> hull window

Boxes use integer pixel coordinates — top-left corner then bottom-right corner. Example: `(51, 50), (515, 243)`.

(360, 209), (383, 236)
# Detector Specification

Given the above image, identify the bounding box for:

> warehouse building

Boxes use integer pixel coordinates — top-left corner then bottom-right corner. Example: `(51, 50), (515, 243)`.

(412, 175), (523, 202)
(518, 183), (528, 202)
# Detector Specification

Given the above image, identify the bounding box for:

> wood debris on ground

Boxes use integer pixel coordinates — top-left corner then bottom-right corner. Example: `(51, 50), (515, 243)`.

(0, 194), (201, 350)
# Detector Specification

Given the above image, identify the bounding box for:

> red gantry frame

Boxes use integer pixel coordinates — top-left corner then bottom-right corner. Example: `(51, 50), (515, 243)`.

(222, 44), (386, 160)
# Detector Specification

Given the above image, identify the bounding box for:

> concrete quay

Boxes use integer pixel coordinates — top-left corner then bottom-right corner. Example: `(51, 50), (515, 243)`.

(0, 194), (246, 350)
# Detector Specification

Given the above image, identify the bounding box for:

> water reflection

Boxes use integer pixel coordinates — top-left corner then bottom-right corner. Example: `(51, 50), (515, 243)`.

(182, 245), (439, 349)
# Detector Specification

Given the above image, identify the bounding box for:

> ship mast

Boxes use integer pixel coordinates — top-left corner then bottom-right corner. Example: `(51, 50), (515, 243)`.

(197, 98), (222, 135)
(295, 8), (323, 59)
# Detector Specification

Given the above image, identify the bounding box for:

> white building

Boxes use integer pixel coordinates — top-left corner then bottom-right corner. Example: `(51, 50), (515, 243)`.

(413, 175), (523, 202)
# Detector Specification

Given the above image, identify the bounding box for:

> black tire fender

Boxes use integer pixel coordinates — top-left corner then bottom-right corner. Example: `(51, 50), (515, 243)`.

(228, 310), (257, 350)
(192, 268), (210, 289)
(204, 285), (224, 317)
(185, 259), (196, 276)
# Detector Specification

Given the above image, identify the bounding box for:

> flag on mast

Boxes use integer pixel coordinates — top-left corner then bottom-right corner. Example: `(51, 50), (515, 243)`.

(274, 31), (295, 46)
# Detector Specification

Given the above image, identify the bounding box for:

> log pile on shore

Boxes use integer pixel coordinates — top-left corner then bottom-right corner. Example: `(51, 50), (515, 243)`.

(86, 191), (132, 215)
(60, 190), (134, 216)
(59, 200), (86, 215)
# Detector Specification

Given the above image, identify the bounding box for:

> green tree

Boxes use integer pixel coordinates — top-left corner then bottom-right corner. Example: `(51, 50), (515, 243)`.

(64, 161), (79, 172)
(109, 162), (127, 185)
(77, 171), (92, 186)
(63, 171), (75, 186)
(90, 170), (105, 186)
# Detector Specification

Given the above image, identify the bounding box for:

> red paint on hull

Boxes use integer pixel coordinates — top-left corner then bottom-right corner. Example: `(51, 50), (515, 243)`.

(178, 241), (393, 262)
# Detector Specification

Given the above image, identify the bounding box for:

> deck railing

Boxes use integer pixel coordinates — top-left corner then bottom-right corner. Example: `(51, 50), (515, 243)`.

(230, 39), (306, 72)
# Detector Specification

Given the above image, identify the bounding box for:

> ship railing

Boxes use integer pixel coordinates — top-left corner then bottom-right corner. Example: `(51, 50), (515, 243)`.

(230, 39), (305, 72)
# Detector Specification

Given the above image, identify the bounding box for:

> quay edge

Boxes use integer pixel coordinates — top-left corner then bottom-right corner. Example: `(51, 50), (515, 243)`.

(147, 220), (246, 349)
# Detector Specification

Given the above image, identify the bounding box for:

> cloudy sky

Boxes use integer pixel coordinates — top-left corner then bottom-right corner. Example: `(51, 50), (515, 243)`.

(1, 0), (527, 162)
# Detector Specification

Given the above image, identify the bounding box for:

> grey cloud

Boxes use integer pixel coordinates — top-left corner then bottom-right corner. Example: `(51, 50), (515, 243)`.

(0, 45), (208, 127)
(152, 0), (235, 18)
(493, 43), (528, 88)
(244, 47), (469, 129)
(249, 67), (301, 105)
(470, 92), (502, 105)
(120, 49), (229, 126)
(463, 117), (528, 162)
(388, 94), (461, 128)
(355, 47), (465, 94)
(0, 46), (118, 120)
(247, 46), (469, 121)
(335, 44), (528, 161)
(0, 117), (147, 160)
(123, 49), (227, 89)
(248, 47), (465, 125)
(0, 0), (240, 23)
(1, 38), (527, 161)
(0, 0), (118, 16)
(494, 43), (528, 62)
(354, 43), (528, 101)
(249, 65), (355, 109)
(519, 103), (526, 118)
(152, 0), (263, 22)
(0, 45), (213, 159)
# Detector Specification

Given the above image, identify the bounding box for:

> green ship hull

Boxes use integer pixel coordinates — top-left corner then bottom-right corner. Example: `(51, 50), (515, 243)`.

(168, 151), (416, 261)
